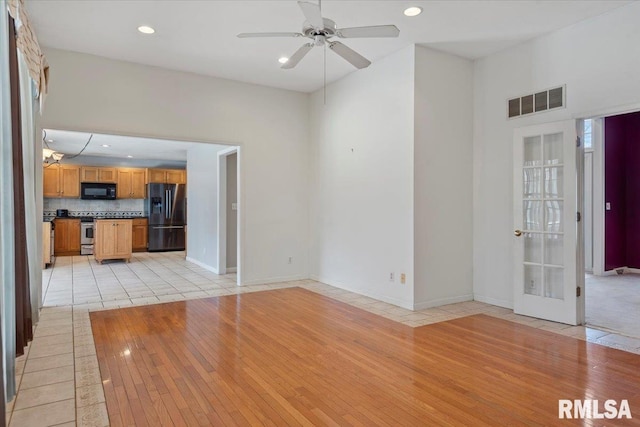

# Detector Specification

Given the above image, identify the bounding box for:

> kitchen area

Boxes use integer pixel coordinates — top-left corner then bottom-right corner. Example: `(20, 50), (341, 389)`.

(43, 164), (187, 266)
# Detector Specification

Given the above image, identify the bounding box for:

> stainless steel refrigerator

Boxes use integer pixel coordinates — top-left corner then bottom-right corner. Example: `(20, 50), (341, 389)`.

(146, 183), (186, 251)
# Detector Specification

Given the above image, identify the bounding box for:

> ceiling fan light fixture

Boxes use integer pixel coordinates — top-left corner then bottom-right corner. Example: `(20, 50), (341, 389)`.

(137, 25), (155, 34)
(278, 57), (289, 64)
(42, 148), (55, 161)
(403, 6), (423, 17)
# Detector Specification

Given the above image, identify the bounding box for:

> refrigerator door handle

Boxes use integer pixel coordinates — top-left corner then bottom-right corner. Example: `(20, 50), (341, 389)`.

(152, 226), (184, 229)
(165, 190), (170, 219)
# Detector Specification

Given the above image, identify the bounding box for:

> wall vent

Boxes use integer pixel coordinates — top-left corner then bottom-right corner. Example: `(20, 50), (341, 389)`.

(507, 85), (565, 119)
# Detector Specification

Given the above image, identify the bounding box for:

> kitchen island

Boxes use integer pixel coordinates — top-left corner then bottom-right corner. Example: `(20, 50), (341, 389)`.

(94, 219), (133, 264)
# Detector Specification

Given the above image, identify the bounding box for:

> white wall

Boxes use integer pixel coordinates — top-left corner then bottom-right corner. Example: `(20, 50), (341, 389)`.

(413, 46), (474, 309)
(186, 143), (228, 271)
(473, 2), (640, 307)
(41, 48), (310, 285)
(309, 46), (415, 309)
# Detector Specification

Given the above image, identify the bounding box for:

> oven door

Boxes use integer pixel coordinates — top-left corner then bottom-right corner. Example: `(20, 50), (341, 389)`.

(81, 223), (94, 245)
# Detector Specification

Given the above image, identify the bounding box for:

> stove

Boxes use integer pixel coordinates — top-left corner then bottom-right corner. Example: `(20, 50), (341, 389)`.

(80, 217), (95, 255)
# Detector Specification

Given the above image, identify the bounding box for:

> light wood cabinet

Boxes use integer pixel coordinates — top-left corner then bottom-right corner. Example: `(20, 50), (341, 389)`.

(95, 219), (132, 263)
(165, 169), (186, 184)
(43, 165), (81, 198)
(53, 218), (81, 256)
(43, 222), (52, 268)
(147, 168), (186, 184)
(117, 168), (147, 199)
(132, 218), (148, 252)
(81, 167), (117, 183)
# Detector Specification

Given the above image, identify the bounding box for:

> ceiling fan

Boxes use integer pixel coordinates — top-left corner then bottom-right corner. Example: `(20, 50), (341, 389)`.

(237, 0), (400, 70)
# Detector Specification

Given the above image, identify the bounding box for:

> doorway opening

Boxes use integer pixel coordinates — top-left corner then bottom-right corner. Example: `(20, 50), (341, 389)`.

(217, 147), (240, 281)
(583, 111), (640, 339)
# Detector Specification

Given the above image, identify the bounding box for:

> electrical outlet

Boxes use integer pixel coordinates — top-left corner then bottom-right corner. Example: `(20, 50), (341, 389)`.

(400, 273), (406, 284)
(389, 272), (394, 282)
(288, 256), (292, 264)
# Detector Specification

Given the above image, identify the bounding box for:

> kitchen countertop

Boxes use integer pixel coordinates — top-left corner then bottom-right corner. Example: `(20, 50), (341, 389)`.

(94, 216), (147, 220)
(45, 216), (148, 221)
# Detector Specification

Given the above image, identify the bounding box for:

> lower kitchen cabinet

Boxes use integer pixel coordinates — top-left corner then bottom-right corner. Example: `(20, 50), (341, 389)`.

(43, 222), (52, 268)
(54, 218), (81, 256)
(132, 218), (148, 252)
(95, 219), (132, 263)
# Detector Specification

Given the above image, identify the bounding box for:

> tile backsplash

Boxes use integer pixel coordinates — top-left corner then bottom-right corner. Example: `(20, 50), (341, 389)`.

(44, 198), (145, 219)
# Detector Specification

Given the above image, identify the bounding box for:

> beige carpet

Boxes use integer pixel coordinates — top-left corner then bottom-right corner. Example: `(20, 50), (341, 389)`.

(586, 273), (640, 338)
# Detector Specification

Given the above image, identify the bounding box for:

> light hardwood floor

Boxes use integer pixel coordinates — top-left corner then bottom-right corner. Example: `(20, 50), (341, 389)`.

(91, 287), (640, 426)
(6, 253), (640, 426)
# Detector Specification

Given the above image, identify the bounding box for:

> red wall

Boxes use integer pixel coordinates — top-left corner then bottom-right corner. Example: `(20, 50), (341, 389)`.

(605, 111), (640, 270)
(624, 114), (640, 268)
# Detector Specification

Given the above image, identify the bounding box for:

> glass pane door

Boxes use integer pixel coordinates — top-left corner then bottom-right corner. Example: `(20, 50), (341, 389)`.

(523, 133), (564, 299)
(513, 120), (582, 325)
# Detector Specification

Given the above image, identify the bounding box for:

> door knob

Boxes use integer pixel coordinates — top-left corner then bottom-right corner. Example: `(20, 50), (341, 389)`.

(514, 229), (523, 237)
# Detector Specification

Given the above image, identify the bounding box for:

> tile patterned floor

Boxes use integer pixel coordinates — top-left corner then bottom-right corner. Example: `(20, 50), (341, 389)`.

(6, 252), (640, 426)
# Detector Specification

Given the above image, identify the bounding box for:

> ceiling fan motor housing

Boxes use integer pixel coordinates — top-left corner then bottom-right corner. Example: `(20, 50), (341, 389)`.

(302, 18), (336, 39)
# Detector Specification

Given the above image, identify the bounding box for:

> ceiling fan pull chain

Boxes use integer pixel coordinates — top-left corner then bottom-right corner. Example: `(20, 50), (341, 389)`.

(324, 43), (326, 105)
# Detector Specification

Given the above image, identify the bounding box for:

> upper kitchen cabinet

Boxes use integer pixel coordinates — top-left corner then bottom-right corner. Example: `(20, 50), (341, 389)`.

(147, 168), (186, 184)
(43, 164), (80, 198)
(81, 166), (117, 183)
(117, 168), (147, 199)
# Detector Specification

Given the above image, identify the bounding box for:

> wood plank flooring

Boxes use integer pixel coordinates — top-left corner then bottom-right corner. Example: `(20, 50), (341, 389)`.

(90, 287), (640, 426)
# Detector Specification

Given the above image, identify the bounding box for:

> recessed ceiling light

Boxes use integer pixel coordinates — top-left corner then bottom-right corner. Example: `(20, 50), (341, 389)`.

(137, 25), (155, 34)
(101, 144), (110, 148)
(127, 155), (133, 158)
(403, 6), (422, 17)
(46, 139), (54, 143)
(278, 57), (289, 64)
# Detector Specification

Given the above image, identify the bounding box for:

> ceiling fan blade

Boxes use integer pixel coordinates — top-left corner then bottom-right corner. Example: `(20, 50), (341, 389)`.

(328, 42), (371, 69)
(281, 43), (314, 69)
(337, 25), (400, 38)
(237, 32), (303, 38)
(298, 1), (324, 30)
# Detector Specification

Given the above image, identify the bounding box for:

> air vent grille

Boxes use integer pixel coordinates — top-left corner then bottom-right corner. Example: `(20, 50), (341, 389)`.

(508, 85), (565, 119)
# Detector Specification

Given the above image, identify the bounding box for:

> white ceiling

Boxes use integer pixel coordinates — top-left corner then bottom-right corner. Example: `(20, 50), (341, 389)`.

(44, 129), (210, 161)
(26, 0), (630, 93)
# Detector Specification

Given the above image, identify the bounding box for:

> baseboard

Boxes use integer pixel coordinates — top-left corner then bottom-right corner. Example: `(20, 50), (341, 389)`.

(473, 294), (513, 309)
(310, 274), (413, 310)
(413, 294), (473, 310)
(601, 266), (627, 276)
(624, 267), (640, 274)
(226, 267), (237, 273)
(240, 274), (308, 286)
(185, 257), (218, 274)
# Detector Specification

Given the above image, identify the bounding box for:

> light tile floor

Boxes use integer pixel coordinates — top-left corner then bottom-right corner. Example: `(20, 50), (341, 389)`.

(6, 252), (640, 426)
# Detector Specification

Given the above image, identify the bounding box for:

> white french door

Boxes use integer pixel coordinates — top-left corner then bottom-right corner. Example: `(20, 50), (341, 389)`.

(513, 120), (584, 325)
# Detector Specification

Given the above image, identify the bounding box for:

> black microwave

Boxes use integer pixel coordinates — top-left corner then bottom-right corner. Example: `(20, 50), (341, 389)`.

(81, 182), (117, 200)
